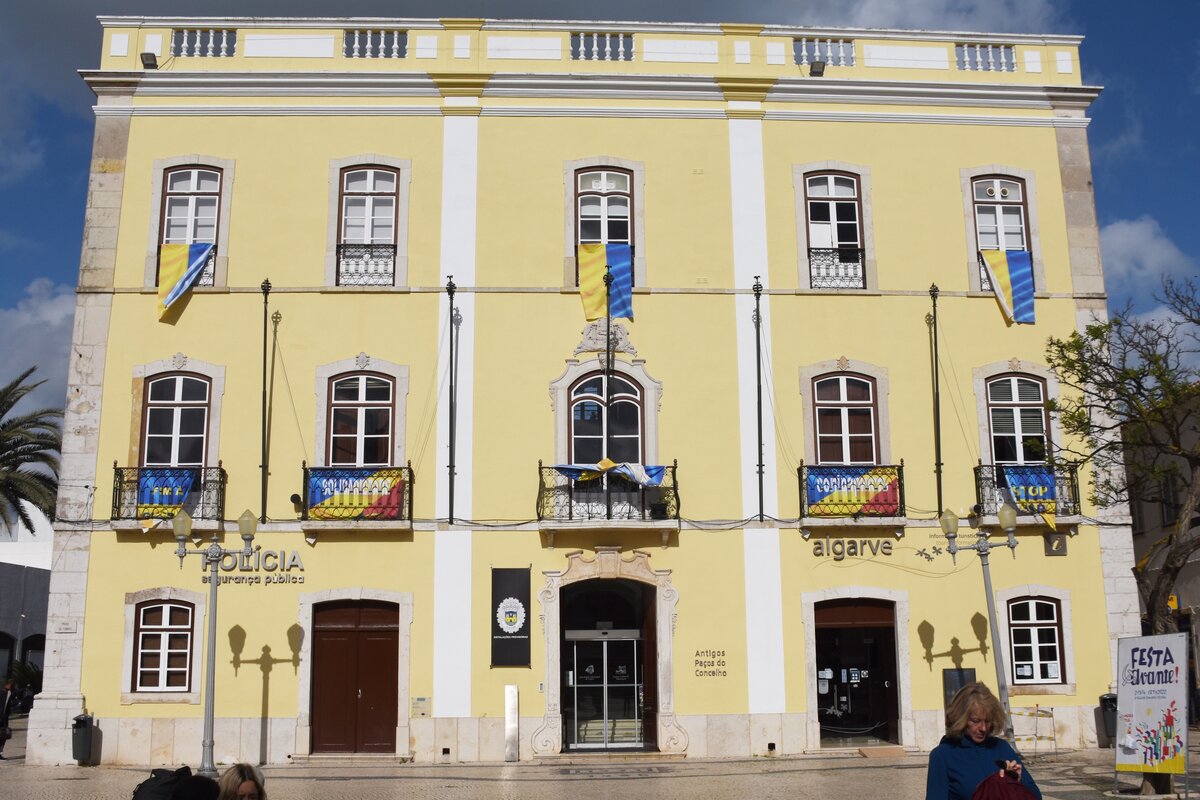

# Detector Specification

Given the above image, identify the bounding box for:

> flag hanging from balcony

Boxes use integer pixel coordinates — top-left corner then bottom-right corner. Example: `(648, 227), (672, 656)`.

(157, 242), (214, 319)
(578, 243), (634, 321)
(980, 250), (1035, 325)
(307, 469), (406, 521)
(804, 466), (901, 517)
(136, 468), (197, 519)
(552, 459), (665, 486)
(1000, 464), (1056, 530)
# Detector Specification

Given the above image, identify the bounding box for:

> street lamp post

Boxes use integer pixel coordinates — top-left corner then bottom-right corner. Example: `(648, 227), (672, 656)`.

(172, 508), (258, 778)
(939, 504), (1019, 742)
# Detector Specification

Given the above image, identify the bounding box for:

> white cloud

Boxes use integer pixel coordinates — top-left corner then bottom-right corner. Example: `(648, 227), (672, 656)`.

(0, 279), (75, 413)
(0, 130), (45, 186)
(1100, 217), (1195, 297)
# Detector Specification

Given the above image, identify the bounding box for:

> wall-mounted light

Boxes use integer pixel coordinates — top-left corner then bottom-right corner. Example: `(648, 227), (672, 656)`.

(140, 52), (158, 69)
(809, 60), (826, 77)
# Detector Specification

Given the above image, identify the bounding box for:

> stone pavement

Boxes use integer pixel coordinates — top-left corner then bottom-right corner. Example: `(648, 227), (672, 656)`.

(0, 715), (1178, 800)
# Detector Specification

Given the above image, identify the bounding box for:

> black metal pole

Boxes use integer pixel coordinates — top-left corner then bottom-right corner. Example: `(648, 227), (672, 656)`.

(259, 278), (271, 524)
(929, 283), (943, 514)
(447, 276), (457, 526)
(753, 276), (764, 522)
(604, 265), (613, 520)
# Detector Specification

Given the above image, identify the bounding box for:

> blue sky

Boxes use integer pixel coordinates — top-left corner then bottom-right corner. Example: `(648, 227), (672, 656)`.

(0, 0), (1196, 411)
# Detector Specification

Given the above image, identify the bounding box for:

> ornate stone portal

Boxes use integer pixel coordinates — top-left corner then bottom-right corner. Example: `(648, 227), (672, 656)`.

(531, 547), (688, 755)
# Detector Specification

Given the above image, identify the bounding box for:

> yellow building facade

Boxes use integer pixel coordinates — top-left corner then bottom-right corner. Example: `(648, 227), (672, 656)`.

(28, 16), (1139, 765)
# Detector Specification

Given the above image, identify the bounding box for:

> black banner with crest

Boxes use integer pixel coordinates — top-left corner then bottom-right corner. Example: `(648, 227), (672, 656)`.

(491, 567), (531, 667)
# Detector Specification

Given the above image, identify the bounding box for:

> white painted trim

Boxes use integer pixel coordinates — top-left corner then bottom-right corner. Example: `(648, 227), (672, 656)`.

(744, 529), (786, 713)
(120, 587), (205, 705)
(414, 35), (437, 59)
(454, 35), (471, 59)
(109, 33), (129, 57)
(312, 355), (410, 468)
(971, 360), (1063, 466)
(432, 530), (472, 717)
(295, 588), (414, 757)
(144, 34), (163, 57)
(792, 161), (877, 291)
(561, 155), (647, 288)
(642, 39), (719, 64)
(798, 359), (893, 465)
(996, 584), (1076, 690)
(1055, 51), (1073, 74)
(1023, 51), (1043, 73)
(801, 586), (915, 747)
(243, 34), (336, 58)
(486, 35), (562, 60)
(766, 42), (786, 65)
(133, 355), (227, 467)
(548, 357), (663, 465)
(728, 116), (778, 519)
(960, 165), (1046, 292)
(144, 155), (235, 289)
(863, 44), (950, 70)
(734, 41), (750, 64)
(324, 154), (412, 288)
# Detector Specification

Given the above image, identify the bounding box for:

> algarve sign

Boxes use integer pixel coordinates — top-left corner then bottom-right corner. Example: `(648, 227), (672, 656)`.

(1115, 633), (1189, 774)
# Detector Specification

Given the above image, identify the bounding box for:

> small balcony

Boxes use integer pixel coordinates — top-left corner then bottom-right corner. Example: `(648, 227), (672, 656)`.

(337, 243), (396, 286)
(974, 463), (1080, 521)
(112, 463), (227, 523)
(301, 463), (413, 529)
(798, 462), (905, 519)
(537, 461), (679, 544)
(808, 247), (865, 289)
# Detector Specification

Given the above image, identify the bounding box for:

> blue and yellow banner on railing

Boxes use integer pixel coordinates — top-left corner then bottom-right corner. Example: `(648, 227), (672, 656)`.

(805, 466), (900, 516)
(1000, 465), (1056, 529)
(552, 458), (665, 486)
(137, 468), (197, 518)
(307, 469), (406, 520)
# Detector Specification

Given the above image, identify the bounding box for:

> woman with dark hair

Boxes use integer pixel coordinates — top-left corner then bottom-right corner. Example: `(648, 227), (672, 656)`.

(926, 682), (1041, 800)
(217, 763), (267, 800)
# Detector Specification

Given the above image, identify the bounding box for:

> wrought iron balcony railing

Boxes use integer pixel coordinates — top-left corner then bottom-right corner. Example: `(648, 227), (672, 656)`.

(537, 461), (679, 522)
(973, 463), (1080, 518)
(302, 462), (413, 522)
(112, 463), (227, 521)
(799, 462), (905, 517)
(337, 243), (396, 286)
(808, 247), (865, 289)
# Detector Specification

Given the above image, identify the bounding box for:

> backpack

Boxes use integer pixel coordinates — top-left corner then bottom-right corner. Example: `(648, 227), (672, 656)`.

(972, 771), (1038, 800)
(132, 765), (192, 800)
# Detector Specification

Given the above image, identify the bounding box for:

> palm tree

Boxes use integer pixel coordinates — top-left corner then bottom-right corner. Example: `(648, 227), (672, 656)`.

(0, 367), (63, 532)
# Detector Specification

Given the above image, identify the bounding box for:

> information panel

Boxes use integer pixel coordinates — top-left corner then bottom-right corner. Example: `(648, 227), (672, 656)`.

(1115, 632), (1189, 774)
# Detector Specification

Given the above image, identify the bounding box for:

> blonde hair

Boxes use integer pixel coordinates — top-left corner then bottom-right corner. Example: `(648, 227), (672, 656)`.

(217, 763), (266, 800)
(945, 682), (1007, 739)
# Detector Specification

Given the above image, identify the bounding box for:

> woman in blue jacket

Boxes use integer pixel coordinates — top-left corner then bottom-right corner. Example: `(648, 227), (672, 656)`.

(926, 682), (1041, 800)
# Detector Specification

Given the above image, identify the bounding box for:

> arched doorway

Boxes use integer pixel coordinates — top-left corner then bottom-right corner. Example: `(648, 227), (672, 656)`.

(561, 579), (656, 749)
(814, 598), (899, 745)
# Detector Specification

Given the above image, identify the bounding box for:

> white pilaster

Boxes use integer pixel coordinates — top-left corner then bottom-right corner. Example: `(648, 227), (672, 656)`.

(744, 528), (787, 713)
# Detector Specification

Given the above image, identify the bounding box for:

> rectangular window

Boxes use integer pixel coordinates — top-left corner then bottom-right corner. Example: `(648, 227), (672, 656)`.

(134, 601), (194, 692)
(575, 168), (634, 286)
(1008, 597), (1064, 684)
(973, 176), (1029, 291)
(338, 167), (399, 286)
(160, 167), (221, 287)
(805, 172), (865, 289)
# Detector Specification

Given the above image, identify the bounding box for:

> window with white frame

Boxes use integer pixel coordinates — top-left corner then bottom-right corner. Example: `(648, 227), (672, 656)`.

(805, 172), (865, 289)
(576, 168), (632, 285)
(142, 374), (210, 467)
(1008, 596), (1064, 684)
(337, 167), (399, 286)
(133, 600), (195, 692)
(328, 373), (394, 467)
(813, 374), (878, 465)
(973, 175), (1029, 289)
(987, 375), (1047, 464)
(569, 372), (643, 464)
(160, 167), (221, 287)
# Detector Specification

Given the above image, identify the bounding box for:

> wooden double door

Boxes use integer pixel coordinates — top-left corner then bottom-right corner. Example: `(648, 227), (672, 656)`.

(311, 600), (399, 753)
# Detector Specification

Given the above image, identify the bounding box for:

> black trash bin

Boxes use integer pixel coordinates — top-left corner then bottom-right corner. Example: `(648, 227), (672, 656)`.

(1100, 693), (1118, 739)
(71, 714), (93, 764)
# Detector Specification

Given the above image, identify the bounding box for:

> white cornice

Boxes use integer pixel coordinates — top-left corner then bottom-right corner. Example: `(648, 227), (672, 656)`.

(94, 15), (1083, 46)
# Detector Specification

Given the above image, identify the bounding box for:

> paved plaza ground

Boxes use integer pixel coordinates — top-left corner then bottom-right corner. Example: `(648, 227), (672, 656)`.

(0, 716), (1181, 799)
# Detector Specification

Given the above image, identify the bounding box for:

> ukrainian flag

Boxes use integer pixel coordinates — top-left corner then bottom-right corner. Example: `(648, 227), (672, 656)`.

(158, 242), (215, 319)
(980, 250), (1035, 325)
(578, 243), (633, 321)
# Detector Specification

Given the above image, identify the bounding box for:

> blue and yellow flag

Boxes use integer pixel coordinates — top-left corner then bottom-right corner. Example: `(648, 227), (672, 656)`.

(980, 250), (1035, 325)
(158, 242), (214, 319)
(578, 243), (633, 321)
(1001, 464), (1056, 530)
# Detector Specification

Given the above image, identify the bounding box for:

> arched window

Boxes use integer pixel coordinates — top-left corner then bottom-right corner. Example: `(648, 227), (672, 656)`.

(328, 372), (395, 467)
(337, 166), (399, 285)
(569, 372), (643, 464)
(159, 166), (221, 286)
(804, 171), (864, 289)
(1007, 596), (1064, 685)
(986, 374), (1047, 464)
(133, 599), (195, 692)
(142, 373), (210, 467)
(813, 373), (878, 465)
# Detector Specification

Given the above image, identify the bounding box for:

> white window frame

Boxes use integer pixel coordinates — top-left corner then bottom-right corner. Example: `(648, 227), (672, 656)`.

(132, 356), (226, 468)
(144, 156), (235, 288)
(986, 374), (1049, 465)
(550, 357), (662, 465)
(973, 360), (1062, 469)
(812, 374), (878, 465)
(314, 355), (409, 468)
(1006, 596), (1065, 686)
(568, 372), (643, 464)
(960, 165), (1044, 293)
(325, 155), (412, 289)
(327, 373), (395, 467)
(142, 373), (210, 468)
(563, 157), (647, 289)
(799, 359), (892, 465)
(121, 587), (205, 704)
(793, 161), (877, 291)
(997, 584), (1075, 694)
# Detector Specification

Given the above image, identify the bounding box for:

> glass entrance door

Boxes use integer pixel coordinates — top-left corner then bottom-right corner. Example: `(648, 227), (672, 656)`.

(565, 631), (643, 749)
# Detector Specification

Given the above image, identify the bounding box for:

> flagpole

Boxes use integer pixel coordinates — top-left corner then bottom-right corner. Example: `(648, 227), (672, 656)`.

(447, 276), (457, 526)
(259, 278), (271, 524)
(929, 283), (944, 514)
(753, 276), (764, 522)
(604, 264), (613, 521)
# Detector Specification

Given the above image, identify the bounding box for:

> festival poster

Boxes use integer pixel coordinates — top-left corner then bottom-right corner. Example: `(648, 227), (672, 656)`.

(1115, 633), (1189, 774)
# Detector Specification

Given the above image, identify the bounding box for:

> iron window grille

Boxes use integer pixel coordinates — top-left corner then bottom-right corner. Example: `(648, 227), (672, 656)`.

(537, 461), (679, 522)
(301, 462), (414, 522)
(798, 462), (905, 517)
(973, 463), (1080, 518)
(112, 463), (227, 521)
